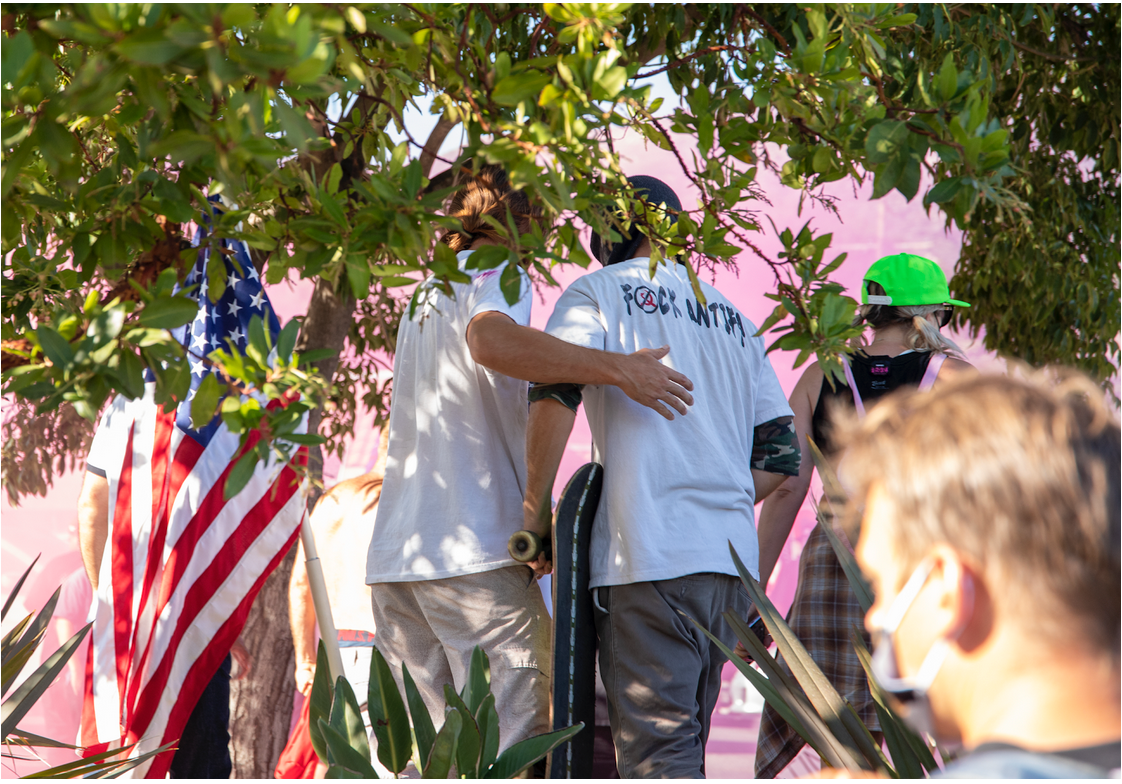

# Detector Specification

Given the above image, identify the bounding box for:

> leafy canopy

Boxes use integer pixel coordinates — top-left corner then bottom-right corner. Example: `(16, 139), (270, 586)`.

(2, 3), (1117, 502)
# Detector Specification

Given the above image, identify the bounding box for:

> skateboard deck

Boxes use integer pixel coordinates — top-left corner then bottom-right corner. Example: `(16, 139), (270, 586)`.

(546, 462), (602, 779)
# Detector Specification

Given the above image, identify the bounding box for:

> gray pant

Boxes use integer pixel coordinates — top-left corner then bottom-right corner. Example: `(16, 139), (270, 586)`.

(369, 566), (552, 754)
(594, 573), (752, 779)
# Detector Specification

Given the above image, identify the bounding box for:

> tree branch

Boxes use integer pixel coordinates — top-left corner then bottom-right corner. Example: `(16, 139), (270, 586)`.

(1010, 38), (1096, 63)
(419, 113), (457, 178)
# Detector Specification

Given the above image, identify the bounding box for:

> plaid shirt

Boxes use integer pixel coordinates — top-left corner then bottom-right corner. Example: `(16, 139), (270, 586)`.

(754, 523), (881, 778)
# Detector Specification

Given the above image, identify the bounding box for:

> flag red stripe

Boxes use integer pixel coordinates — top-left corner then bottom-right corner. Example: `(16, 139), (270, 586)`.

(110, 425), (137, 721)
(80, 636), (99, 750)
(152, 430), (265, 624)
(143, 520), (301, 779)
(125, 417), (204, 722)
(126, 461), (304, 744)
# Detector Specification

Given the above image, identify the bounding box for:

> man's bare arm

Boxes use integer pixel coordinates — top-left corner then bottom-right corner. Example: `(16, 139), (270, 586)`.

(287, 537), (317, 697)
(522, 399), (578, 577)
(466, 311), (694, 420)
(78, 472), (109, 589)
(756, 366), (819, 588)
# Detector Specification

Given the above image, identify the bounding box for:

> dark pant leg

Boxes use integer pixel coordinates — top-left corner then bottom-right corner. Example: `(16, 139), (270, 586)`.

(169, 654), (232, 779)
(594, 574), (751, 779)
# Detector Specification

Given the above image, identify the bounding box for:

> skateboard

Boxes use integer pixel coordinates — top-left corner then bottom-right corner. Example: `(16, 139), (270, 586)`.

(508, 462), (603, 779)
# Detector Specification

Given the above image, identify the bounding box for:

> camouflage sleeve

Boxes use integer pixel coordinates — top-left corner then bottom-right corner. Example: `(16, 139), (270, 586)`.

(751, 416), (800, 476)
(528, 382), (583, 414)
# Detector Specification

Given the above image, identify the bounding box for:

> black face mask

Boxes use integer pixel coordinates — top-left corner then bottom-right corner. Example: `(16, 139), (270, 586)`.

(588, 175), (682, 266)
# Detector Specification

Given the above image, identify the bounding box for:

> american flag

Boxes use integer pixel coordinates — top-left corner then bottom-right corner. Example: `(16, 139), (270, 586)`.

(82, 204), (308, 777)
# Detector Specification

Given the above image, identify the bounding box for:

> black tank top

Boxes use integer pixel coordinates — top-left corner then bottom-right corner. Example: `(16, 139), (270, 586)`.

(811, 351), (935, 455)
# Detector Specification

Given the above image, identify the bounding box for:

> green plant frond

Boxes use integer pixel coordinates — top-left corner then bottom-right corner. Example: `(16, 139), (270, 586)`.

(683, 610), (826, 758)
(402, 662), (436, 769)
(4, 728), (80, 749)
(1, 621), (90, 739)
(850, 630), (941, 776)
(422, 708), (461, 779)
(2, 584), (62, 687)
(482, 724), (583, 779)
(318, 718), (379, 779)
(308, 640), (335, 762)
(0, 614), (34, 657)
(329, 675), (371, 764)
(445, 683), (483, 778)
(727, 544), (881, 771)
(812, 498), (875, 613)
(20, 740), (175, 778)
(1, 556), (39, 623)
(367, 646), (412, 775)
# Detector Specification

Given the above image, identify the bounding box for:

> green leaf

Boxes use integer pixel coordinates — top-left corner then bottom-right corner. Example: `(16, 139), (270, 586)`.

(282, 433), (325, 446)
(461, 646), (491, 715)
(923, 176), (963, 206)
(370, 22), (414, 46)
(6, 728), (80, 750)
(346, 259), (372, 299)
(852, 634), (939, 776)
(895, 156), (921, 202)
(422, 708), (461, 779)
(139, 296), (200, 329)
(35, 326), (74, 369)
(483, 724), (583, 778)
(475, 693), (500, 774)
(2, 556), (37, 622)
(864, 120), (908, 164)
(114, 28), (185, 65)
(189, 373), (221, 430)
(402, 664), (436, 771)
(462, 245), (508, 271)
(685, 611), (818, 754)
(246, 315), (269, 366)
(318, 719), (379, 778)
(329, 676), (372, 764)
(499, 261), (523, 307)
(445, 686), (482, 778)
(2, 622), (90, 739)
(276, 319), (299, 364)
(222, 450), (258, 502)
(871, 153), (905, 200)
(309, 641), (335, 762)
(492, 72), (552, 106)
(937, 53), (957, 102)
(728, 546), (878, 770)
(367, 646), (412, 774)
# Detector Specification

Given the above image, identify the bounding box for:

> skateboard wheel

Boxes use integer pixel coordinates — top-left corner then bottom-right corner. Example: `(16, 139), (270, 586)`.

(508, 530), (543, 562)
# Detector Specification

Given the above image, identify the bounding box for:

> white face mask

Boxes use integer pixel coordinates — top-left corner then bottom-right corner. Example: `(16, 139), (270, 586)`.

(868, 558), (973, 742)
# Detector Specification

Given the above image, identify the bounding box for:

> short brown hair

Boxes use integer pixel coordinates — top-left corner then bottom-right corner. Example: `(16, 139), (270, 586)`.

(839, 371), (1120, 659)
(439, 163), (543, 253)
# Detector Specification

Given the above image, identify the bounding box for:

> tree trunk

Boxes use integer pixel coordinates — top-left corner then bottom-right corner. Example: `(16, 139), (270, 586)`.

(296, 276), (358, 506)
(229, 543), (298, 778)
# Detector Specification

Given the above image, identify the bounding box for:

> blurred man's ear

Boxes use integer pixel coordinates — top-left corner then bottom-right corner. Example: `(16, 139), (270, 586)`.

(929, 545), (989, 653)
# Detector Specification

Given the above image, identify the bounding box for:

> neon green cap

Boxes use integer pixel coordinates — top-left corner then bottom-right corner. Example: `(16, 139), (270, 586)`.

(861, 253), (971, 308)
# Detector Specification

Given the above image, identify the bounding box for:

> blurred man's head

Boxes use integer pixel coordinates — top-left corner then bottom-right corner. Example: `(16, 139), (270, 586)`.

(841, 372), (1120, 744)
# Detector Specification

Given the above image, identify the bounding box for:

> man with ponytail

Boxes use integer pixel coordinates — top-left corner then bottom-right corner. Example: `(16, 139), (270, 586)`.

(365, 163), (694, 754)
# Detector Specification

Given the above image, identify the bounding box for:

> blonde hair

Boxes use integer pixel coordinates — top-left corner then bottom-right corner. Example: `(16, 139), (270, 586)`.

(855, 281), (966, 358)
(838, 371), (1120, 660)
(439, 163), (543, 253)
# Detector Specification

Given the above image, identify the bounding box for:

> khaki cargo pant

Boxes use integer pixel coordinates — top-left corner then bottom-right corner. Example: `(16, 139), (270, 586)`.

(369, 565), (552, 755)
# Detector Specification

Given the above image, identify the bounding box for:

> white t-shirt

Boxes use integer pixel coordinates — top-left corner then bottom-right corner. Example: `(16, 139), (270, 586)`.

(544, 257), (792, 588)
(366, 250), (532, 583)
